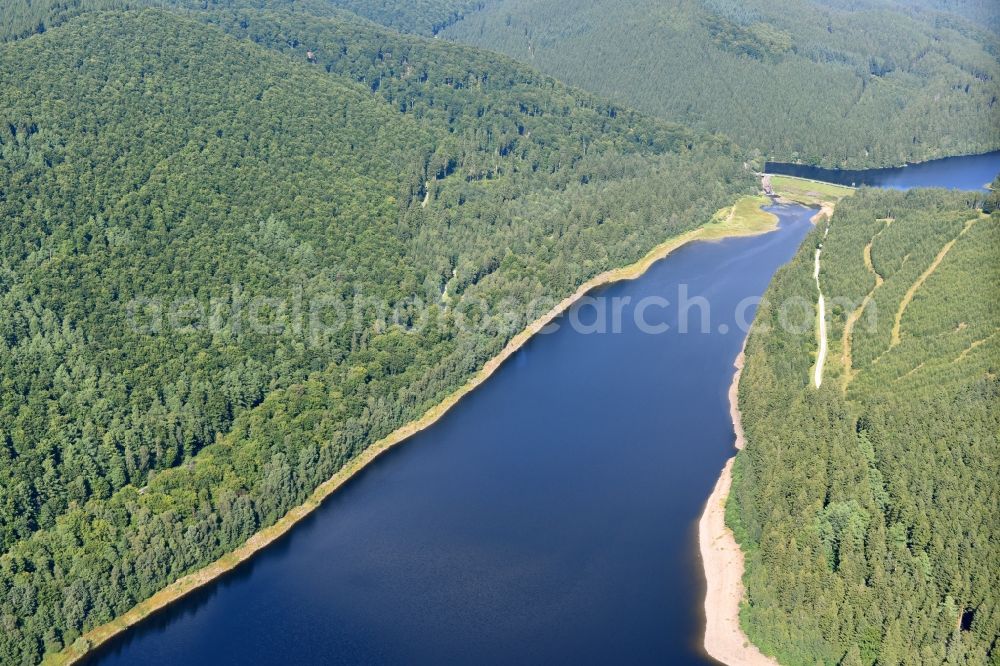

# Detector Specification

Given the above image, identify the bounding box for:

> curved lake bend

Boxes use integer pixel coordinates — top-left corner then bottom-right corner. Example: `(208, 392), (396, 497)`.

(88, 203), (815, 666)
(767, 150), (1000, 191)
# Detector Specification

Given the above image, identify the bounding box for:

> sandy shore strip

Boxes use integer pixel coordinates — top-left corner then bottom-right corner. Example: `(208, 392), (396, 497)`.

(811, 203), (834, 223)
(699, 346), (779, 666)
(51, 206), (783, 665)
(699, 188), (840, 665)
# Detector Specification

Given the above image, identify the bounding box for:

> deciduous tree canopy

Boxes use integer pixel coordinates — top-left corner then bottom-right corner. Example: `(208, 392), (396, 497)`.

(0, 6), (753, 663)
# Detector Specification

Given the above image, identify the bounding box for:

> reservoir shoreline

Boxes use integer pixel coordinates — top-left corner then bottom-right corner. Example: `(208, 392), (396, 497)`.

(699, 342), (778, 666)
(765, 150), (1000, 191)
(74, 157), (990, 664)
(766, 147), (1000, 172)
(697, 152), (995, 665)
(699, 199), (836, 666)
(54, 201), (783, 666)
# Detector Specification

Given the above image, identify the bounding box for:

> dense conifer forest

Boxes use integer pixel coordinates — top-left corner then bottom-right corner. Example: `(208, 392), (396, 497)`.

(0, 0), (484, 41)
(441, 0), (1000, 168)
(1, 1), (997, 664)
(0, 5), (753, 662)
(6, 0), (997, 169)
(730, 189), (999, 665)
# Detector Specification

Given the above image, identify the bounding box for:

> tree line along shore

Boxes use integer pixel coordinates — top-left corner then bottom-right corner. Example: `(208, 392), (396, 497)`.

(1, 0), (997, 663)
(727, 186), (999, 665)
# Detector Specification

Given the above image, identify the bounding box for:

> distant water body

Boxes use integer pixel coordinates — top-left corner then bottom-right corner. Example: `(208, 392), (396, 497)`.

(767, 150), (1000, 191)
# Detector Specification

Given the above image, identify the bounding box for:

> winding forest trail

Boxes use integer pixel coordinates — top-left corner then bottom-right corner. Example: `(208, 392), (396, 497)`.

(840, 219), (889, 391)
(953, 330), (999, 364)
(891, 217), (978, 348)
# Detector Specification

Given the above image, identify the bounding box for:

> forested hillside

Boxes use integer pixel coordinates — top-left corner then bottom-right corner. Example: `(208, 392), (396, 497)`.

(0, 6), (754, 663)
(729, 189), (999, 664)
(0, 0), (482, 41)
(8, 0), (997, 168)
(894, 0), (1000, 31)
(442, 0), (1000, 168)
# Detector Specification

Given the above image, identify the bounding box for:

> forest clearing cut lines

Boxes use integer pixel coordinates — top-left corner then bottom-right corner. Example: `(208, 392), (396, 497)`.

(894, 361), (925, 383)
(890, 217), (978, 349)
(953, 330), (999, 365)
(841, 220), (888, 391)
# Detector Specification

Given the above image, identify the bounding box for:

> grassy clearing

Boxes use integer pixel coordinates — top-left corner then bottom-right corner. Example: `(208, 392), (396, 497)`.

(770, 174), (854, 206)
(708, 195), (779, 235)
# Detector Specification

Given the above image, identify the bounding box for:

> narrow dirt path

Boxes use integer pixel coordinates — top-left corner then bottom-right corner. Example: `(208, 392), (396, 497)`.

(953, 330), (999, 364)
(840, 220), (889, 390)
(890, 217), (977, 348)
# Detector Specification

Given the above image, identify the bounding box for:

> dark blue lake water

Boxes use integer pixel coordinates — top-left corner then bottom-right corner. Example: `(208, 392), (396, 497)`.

(87, 203), (815, 666)
(89, 154), (995, 666)
(766, 150), (1000, 191)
